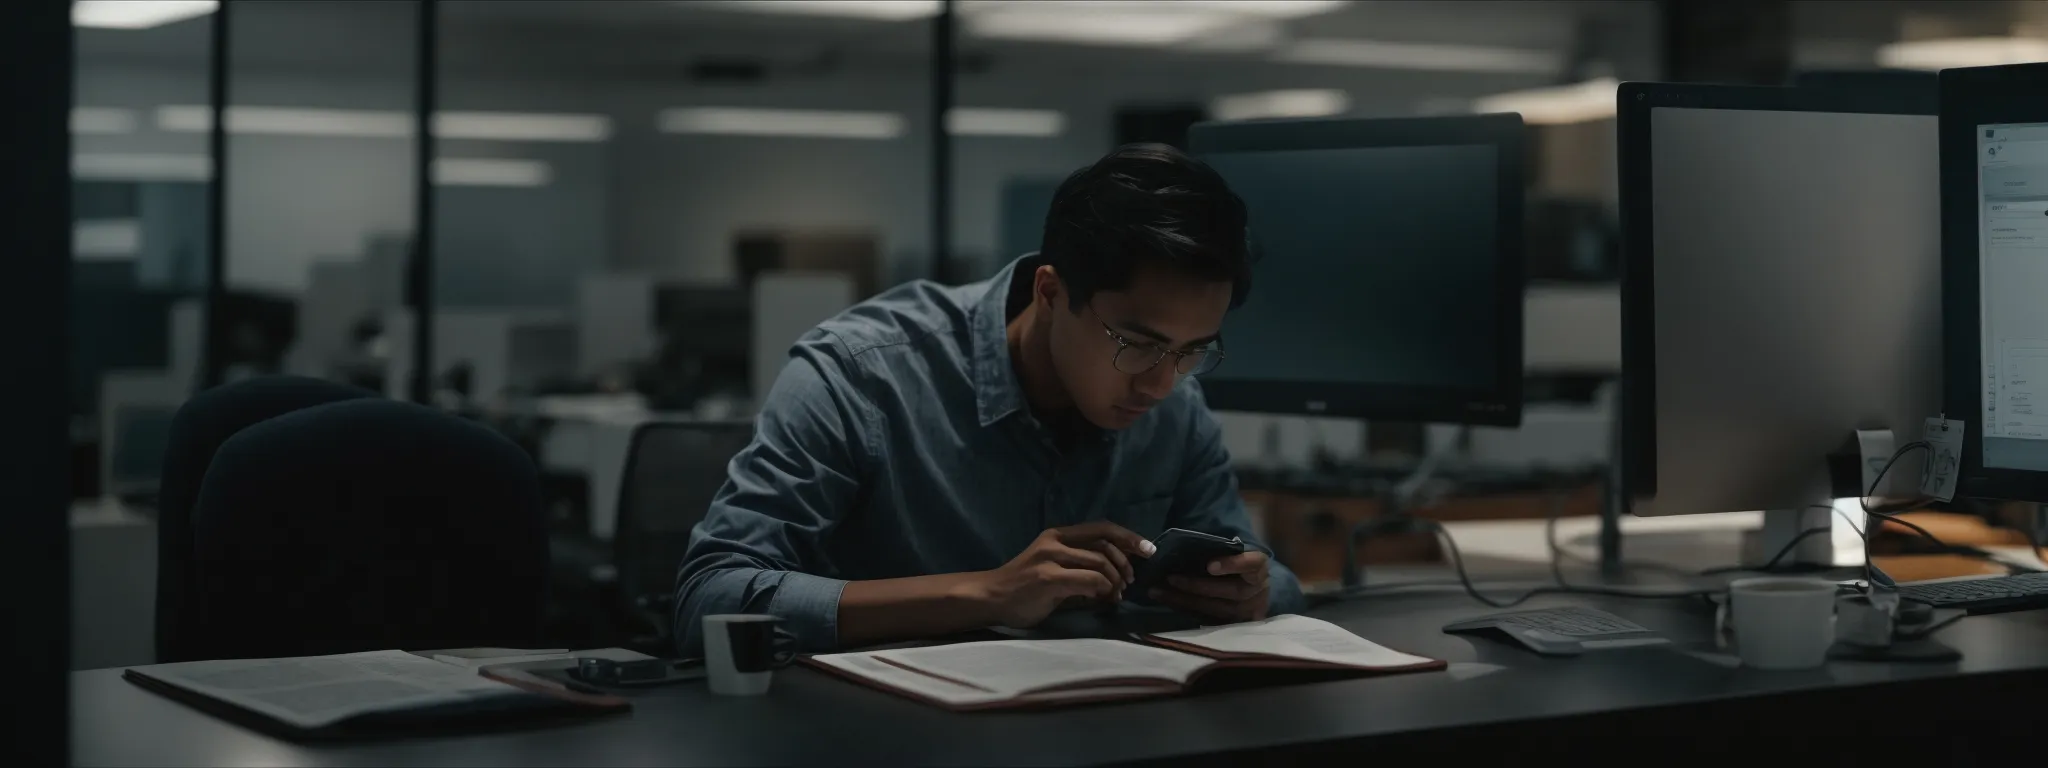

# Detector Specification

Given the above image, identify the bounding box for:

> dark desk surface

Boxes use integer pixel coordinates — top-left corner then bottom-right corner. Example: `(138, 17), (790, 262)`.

(73, 586), (2048, 767)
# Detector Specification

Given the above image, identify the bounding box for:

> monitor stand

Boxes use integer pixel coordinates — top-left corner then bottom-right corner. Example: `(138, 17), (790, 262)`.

(1752, 503), (1839, 570)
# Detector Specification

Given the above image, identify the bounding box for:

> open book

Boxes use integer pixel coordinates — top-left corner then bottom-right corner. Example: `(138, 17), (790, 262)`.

(804, 614), (1445, 711)
(122, 648), (639, 740)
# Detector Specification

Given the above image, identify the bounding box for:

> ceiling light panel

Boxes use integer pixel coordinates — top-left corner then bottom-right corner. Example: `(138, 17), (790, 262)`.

(1211, 89), (1349, 121)
(657, 107), (906, 139)
(947, 107), (1065, 137)
(1278, 38), (1562, 74)
(74, 0), (217, 29)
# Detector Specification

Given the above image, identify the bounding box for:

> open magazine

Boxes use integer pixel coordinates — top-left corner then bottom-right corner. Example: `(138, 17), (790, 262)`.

(804, 614), (1445, 711)
(123, 648), (640, 739)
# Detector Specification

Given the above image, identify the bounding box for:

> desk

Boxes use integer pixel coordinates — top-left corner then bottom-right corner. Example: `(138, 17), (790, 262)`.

(72, 576), (2048, 766)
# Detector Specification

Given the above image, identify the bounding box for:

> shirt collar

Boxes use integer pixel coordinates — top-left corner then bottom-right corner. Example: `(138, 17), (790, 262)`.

(970, 254), (1038, 428)
(969, 254), (1116, 446)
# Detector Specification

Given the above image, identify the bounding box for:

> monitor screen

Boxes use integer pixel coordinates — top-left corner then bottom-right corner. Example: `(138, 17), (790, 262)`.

(1975, 121), (2048, 470)
(1201, 144), (1503, 394)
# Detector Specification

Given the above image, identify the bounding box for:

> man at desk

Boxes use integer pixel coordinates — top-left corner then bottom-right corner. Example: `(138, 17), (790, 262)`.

(675, 145), (1304, 655)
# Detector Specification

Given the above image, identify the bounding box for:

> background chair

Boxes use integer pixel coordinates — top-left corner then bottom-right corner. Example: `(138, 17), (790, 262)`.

(610, 420), (754, 654)
(154, 376), (378, 663)
(161, 378), (548, 661)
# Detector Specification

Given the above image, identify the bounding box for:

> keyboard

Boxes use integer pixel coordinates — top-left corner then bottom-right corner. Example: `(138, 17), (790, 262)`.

(1898, 572), (2048, 614)
(1443, 606), (1668, 656)
(1489, 606), (1648, 636)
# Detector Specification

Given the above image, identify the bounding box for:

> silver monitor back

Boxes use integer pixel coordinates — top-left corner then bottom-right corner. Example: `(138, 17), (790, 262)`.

(1622, 91), (1942, 523)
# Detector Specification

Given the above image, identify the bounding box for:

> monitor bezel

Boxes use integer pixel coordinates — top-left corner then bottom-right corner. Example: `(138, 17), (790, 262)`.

(1186, 113), (1526, 427)
(1940, 63), (2048, 504)
(1617, 81), (1937, 496)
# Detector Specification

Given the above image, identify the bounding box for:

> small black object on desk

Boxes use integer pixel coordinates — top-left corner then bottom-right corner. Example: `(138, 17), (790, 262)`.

(537, 658), (707, 691)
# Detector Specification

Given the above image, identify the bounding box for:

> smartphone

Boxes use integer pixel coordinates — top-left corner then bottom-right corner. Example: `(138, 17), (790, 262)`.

(1129, 528), (1245, 600)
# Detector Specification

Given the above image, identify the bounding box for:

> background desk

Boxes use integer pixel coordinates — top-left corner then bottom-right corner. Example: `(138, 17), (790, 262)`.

(73, 575), (2048, 767)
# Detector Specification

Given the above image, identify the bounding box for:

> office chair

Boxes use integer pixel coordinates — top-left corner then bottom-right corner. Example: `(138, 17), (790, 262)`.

(611, 420), (754, 654)
(155, 376), (378, 663)
(159, 376), (549, 662)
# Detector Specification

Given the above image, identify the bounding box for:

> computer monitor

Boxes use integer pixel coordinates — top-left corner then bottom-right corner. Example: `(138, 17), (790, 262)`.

(1940, 63), (2048, 504)
(1186, 113), (1526, 426)
(1619, 83), (1942, 566)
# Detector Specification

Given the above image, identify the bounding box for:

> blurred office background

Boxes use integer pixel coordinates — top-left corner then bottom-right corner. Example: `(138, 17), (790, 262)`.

(67, 0), (2048, 667)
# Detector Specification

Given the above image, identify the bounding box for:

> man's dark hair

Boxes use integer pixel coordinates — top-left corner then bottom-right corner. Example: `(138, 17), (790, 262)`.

(1039, 143), (1253, 311)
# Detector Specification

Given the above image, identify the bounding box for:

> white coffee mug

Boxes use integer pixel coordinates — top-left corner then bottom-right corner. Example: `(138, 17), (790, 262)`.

(1724, 577), (1837, 670)
(703, 614), (782, 696)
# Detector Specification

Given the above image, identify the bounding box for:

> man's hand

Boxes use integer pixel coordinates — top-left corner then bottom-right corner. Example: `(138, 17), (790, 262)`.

(1149, 550), (1271, 623)
(969, 522), (1155, 629)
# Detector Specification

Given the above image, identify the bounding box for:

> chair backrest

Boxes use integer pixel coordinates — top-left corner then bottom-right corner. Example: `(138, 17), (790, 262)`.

(181, 395), (548, 662)
(156, 376), (378, 663)
(611, 420), (755, 640)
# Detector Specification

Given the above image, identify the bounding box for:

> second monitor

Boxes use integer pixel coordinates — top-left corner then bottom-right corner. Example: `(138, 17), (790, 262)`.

(1188, 113), (1527, 427)
(1619, 83), (1943, 567)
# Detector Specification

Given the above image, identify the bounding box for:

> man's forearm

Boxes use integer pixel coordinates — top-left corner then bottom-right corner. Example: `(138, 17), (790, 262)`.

(837, 572), (994, 648)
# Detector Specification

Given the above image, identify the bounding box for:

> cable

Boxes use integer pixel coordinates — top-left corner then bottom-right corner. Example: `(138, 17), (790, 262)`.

(1545, 488), (1568, 587)
(1309, 515), (1718, 609)
(1858, 441), (1929, 514)
(1700, 524), (1833, 576)
(1312, 441), (1990, 610)
(1543, 485), (1695, 581)
(1851, 441), (2041, 574)
(1426, 517), (1718, 608)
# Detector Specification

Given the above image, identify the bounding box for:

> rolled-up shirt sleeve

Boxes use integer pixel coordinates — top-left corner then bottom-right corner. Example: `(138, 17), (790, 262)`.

(1169, 385), (1307, 616)
(673, 336), (873, 657)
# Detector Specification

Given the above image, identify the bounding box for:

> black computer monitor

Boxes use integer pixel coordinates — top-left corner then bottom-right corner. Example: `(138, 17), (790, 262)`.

(1620, 82), (1942, 566)
(1186, 114), (1526, 426)
(1940, 63), (2048, 504)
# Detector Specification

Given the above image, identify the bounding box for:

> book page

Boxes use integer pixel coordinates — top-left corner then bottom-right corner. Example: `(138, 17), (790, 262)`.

(870, 639), (1208, 697)
(808, 654), (1010, 708)
(1151, 615), (1436, 669)
(129, 650), (527, 730)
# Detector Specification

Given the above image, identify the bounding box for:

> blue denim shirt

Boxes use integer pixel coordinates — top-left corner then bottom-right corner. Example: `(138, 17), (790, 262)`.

(673, 255), (1303, 655)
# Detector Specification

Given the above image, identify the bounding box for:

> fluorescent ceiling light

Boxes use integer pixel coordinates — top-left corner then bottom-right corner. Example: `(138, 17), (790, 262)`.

(960, 0), (1345, 18)
(657, 107), (905, 139)
(434, 112), (612, 142)
(1472, 77), (1618, 125)
(1211, 89), (1349, 121)
(72, 153), (212, 182)
(1876, 37), (2048, 70)
(433, 158), (552, 188)
(74, 0), (217, 29)
(1131, 0), (1348, 18)
(947, 107), (1065, 137)
(1279, 38), (1562, 74)
(72, 107), (138, 135)
(966, 4), (1239, 46)
(703, 0), (943, 20)
(70, 151), (548, 187)
(158, 105), (412, 137)
(159, 105), (613, 142)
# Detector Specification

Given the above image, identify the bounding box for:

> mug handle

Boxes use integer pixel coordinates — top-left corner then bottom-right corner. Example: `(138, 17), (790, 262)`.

(1714, 601), (1735, 650)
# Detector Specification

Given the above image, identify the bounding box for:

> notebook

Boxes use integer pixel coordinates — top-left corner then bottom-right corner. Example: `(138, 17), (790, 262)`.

(122, 648), (634, 740)
(804, 614), (1445, 711)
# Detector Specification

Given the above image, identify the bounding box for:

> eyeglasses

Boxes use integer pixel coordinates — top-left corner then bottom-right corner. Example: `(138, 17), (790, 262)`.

(1100, 321), (1225, 377)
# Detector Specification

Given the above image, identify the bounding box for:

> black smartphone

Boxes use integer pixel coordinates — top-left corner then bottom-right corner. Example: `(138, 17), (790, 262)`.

(1130, 528), (1245, 600)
